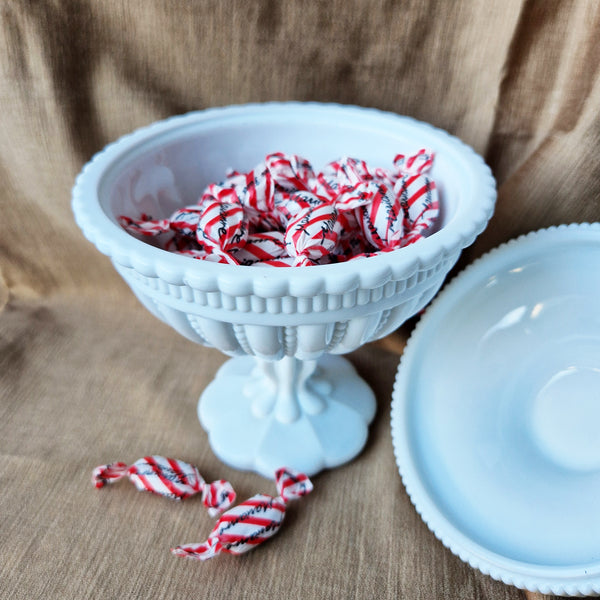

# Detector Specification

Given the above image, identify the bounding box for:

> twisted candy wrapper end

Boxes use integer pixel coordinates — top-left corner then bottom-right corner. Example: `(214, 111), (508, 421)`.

(393, 148), (435, 176)
(203, 480), (237, 518)
(171, 537), (223, 562)
(171, 467), (313, 562)
(92, 462), (130, 488)
(117, 215), (171, 236)
(274, 467), (313, 503)
(91, 456), (236, 515)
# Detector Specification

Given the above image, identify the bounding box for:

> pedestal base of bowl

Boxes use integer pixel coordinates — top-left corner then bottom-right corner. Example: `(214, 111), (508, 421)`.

(198, 354), (376, 478)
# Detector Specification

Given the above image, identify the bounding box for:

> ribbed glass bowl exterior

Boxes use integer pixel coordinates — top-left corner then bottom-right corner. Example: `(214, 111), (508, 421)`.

(72, 103), (496, 360)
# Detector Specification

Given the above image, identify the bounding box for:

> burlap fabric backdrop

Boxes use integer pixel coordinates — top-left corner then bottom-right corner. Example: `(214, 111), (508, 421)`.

(1, 2), (599, 599)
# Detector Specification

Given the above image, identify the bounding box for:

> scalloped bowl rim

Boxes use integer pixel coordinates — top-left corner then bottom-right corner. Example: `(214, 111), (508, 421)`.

(72, 102), (496, 297)
(391, 223), (600, 596)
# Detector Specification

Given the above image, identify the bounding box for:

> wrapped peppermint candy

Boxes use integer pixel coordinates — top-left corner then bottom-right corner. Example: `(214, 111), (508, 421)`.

(92, 456), (236, 517)
(196, 196), (247, 264)
(284, 198), (341, 266)
(230, 231), (287, 265)
(319, 156), (374, 190)
(118, 214), (170, 236)
(355, 182), (404, 250)
(238, 166), (275, 216)
(392, 149), (439, 240)
(172, 467), (312, 560)
(316, 161), (393, 243)
(273, 189), (329, 224)
(203, 165), (280, 231)
(332, 180), (386, 242)
(393, 148), (434, 177)
(168, 206), (203, 238)
(118, 150), (439, 265)
(315, 156), (393, 201)
(265, 152), (315, 192)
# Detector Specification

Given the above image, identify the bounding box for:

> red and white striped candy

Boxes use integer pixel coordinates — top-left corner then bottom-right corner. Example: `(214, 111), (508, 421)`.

(334, 180), (384, 212)
(393, 174), (439, 239)
(230, 231), (286, 265)
(176, 248), (233, 263)
(118, 150), (439, 266)
(393, 148), (434, 177)
(314, 156), (381, 201)
(217, 167), (277, 222)
(241, 165), (275, 216)
(273, 190), (329, 224)
(168, 206), (203, 237)
(171, 467), (312, 560)
(372, 166), (398, 190)
(265, 153), (315, 192)
(399, 231), (424, 247)
(392, 150), (439, 239)
(322, 156), (375, 187)
(118, 214), (170, 236)
(284, 201), (341, 266)
(356, 183), (404, 250)
(237, 166), (282, 231)
(250, 256), (295, 267)
(196, 198), (247, 264)
(200, 170), (281, 232)
(92, 456), (236, 517)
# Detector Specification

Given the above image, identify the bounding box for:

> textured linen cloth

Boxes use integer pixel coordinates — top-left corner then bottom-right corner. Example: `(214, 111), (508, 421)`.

(1, 2), (599, 599)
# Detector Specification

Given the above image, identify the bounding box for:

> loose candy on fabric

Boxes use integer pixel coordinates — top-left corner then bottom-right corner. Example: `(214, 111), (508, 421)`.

(171, 467), (313, 560)
(92, 456), (236, 517)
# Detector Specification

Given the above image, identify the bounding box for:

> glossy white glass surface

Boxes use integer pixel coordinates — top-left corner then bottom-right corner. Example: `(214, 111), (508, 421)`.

(392, 223), (600, 596)
(72, 103), (496, 478)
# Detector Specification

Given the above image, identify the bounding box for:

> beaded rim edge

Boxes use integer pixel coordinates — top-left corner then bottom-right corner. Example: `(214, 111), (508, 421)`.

(391, 222), (600, 597)
(71, 102), (497, 297)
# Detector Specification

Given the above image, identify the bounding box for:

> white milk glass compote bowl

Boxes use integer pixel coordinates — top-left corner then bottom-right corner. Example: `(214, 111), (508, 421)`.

(72, 103), (495, 478)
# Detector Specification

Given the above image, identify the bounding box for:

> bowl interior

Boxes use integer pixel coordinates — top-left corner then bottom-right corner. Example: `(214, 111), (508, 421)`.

(97, 107), (478, 236)
(392, 225), (600, 584)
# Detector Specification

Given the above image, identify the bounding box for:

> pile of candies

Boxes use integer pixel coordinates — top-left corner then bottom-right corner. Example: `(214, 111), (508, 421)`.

(93, 456), (312, 560)
(119, 150), (440, 266)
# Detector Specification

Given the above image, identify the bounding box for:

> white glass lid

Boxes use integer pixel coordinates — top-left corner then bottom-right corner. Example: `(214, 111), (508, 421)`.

(391, 223), (600, 596)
